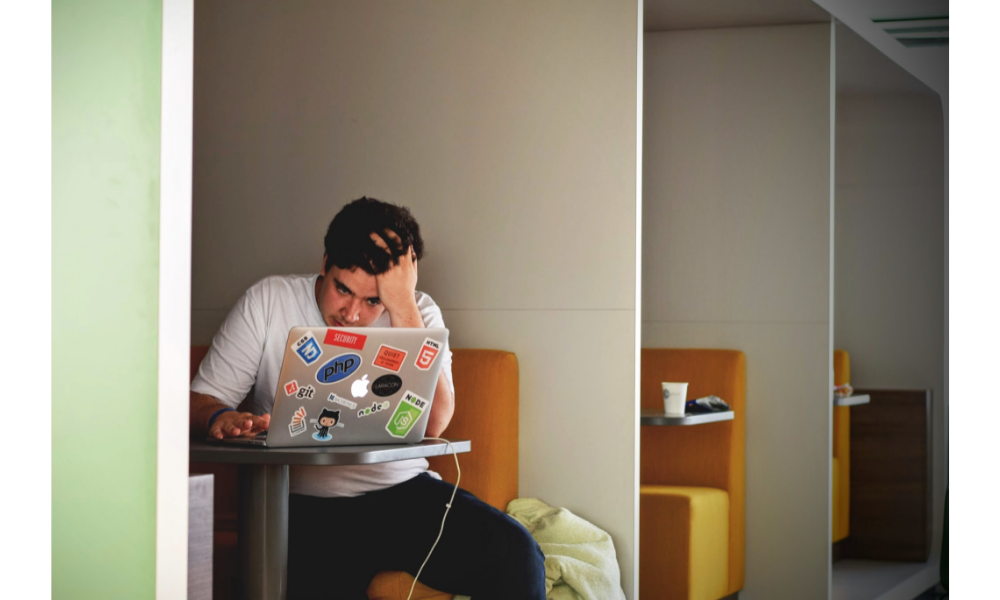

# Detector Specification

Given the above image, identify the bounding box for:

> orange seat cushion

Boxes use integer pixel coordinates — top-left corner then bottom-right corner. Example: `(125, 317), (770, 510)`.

(367, 573), (453, 600)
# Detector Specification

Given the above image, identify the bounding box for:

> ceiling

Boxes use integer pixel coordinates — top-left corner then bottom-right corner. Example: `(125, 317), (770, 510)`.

(644, 0), (831, 32)
(836, 22), (935, 96)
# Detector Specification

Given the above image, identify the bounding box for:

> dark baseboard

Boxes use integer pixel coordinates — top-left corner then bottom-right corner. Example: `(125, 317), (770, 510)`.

(832, 540), (844, 562)
(719, 593), (739, 600)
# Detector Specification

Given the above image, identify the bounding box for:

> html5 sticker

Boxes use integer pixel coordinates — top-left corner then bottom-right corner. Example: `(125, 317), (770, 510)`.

(284, 380), (300, 396)
(324, 329), (367, 351)
(414, 338), (442, 371)
(373, 344), (407, 372)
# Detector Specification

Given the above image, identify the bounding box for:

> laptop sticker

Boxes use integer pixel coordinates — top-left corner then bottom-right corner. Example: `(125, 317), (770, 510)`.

(385, 391), (429, 438)
(293, 331), (323, 365)
(284, 380), (299, 396)
(327, 393), (357, 410)
(288, 407), (308, 437)
(373, 344), (407, 372)
(324, 329), (367, 351)
(295, 385), (316, 400)
(351, 374), (371, 399)
(372, 374), (402, 397)
(316, 353), (362, 384)
(414, 338), (442, 371)
(311, 408), (343, 441)
(357, 400), (391, 418)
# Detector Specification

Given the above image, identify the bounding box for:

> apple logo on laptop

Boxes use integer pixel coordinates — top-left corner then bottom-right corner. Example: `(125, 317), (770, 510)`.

(351, 374), (371, 399)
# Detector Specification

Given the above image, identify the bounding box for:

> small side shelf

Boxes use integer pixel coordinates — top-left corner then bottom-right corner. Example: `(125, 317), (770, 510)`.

(640, 409), (735, 426)
(834, 394), (871, 407)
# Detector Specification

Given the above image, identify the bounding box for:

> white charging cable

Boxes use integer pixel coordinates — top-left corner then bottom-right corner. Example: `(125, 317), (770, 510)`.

(406, 437), (461, 600)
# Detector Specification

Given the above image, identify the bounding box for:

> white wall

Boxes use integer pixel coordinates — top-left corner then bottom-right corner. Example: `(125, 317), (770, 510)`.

(191, 0), (640, 595)
(834, 91), (946, 557)
(643, 24), (833, 599)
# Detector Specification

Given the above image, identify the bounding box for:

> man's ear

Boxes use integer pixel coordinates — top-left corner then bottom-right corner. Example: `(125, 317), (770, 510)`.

(320, 254), (329, 277)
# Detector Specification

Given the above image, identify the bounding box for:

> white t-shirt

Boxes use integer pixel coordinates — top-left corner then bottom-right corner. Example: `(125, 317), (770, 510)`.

(191, 274), (454, 497)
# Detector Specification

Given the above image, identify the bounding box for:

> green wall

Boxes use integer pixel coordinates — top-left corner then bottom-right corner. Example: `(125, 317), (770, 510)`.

(53, 0), (162, 597)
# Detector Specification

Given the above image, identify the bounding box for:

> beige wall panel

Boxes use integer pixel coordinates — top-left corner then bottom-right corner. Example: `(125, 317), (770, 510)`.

(643, 320), (831, 599)
(643, 25), (831, 324)
(192, 0), (637, 314)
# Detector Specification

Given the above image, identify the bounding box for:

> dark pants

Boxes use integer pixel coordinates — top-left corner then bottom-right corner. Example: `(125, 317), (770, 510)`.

(287, 473), (547, 600)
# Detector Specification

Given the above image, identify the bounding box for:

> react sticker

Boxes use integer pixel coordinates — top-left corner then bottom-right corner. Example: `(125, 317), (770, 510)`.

(324, 329), (367, 350)
(293, 331), (323, 365)
(357, 400), (391, 418)
(316, 353), (362, 384)
(372, 374), (402, 397)
(373, 344), (407, 372)
(288, 407), (308, 437)
(385, 391), (429, 438)
(414, 338), (442, 371)
(295, 385), (316, 400)
(327, 393), (357, 410)
(284, 380), (300, 396)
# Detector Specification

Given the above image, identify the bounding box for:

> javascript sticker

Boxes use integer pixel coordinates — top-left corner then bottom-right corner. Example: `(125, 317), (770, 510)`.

(373, 344), (407, 372)
(385, 391), (429, 438)
(414, 338), (442, 371)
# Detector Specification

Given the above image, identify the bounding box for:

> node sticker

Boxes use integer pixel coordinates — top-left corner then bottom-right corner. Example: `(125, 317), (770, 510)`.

(385, 391), (429, 438)
(357, 400), (391, 418)
(372, 374), (402, 397)
(284, 380), (299, 396)
(324, 329), (367, 351)
(288, 407), (308, 437)
(414, 338), (442, 371)
(316, 353), (362, 384)
(373, 344), (407, 373)
(294, 385), (316, 400)
(293, 331), (323, 366)
(311, 407), (343, 441)
(327, 393), (357, 410)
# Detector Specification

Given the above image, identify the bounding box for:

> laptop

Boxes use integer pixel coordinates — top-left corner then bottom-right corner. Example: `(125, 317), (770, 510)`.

(212, 326), (449, 447)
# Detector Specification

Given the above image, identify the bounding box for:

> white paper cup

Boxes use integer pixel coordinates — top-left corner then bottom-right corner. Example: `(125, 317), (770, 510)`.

(662, 382), (689, 416)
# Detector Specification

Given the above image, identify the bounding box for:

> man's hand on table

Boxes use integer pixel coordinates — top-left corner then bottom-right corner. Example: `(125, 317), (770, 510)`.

(208, 411), (271, 440)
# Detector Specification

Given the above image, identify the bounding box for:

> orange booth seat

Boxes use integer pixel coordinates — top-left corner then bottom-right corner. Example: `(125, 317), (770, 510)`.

(640, 349), (746, 600)
(190, 346), (520, 600)
(832, 349), (851, 544)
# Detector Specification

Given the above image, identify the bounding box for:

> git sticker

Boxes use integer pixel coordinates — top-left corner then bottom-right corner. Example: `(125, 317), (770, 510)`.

(284, 380), (299, 396)
(385, 391), (428, 438)
(327, 393), (357, 410)
(373, 344), (407, 372)
(324, 329), (367, 350)
(414, 338), (442, 371)
(294, 385), (316, 400)
(293, 331), (323, 365)
(288, 407), (308, 437)
(357, 400), (391, 418)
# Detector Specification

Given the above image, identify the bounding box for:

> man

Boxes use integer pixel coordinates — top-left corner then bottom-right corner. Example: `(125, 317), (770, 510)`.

(189, 197), (546, 599)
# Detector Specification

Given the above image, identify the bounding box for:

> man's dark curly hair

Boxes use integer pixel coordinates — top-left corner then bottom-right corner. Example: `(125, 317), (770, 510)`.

(323, 197), (425, 275)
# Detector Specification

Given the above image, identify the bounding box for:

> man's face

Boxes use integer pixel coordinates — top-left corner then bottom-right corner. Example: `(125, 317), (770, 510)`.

(316, 258), (386, 327)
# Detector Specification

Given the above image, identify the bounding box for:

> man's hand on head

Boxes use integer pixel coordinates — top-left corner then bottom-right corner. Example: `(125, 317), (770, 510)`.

(208, 411), (271, 440)
(370, 229), (423, 328)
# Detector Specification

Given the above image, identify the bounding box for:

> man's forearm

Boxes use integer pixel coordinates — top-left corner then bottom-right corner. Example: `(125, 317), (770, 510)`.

(425, 370), (454, 438)
(190, 391), (230, 437)
(387, 301), (424, 328)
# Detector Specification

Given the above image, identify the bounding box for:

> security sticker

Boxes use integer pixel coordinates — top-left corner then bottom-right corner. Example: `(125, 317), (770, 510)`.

(372, 374), (402, 397)
(324, 329), (367, 350)
(311, 407), (343, 441)
(316, 353), (362, 384)
(284, 380), (300, 396)
(414, 338), (442, 371)
(327, 393), (357, 410)
(295, 385), (316, 400)
(385, 391), (429, 438)
(373, 344), (407, 372)
(293, 331), (323, 366)
(288, 407), (308, 437)
(357, 400), (391, 418)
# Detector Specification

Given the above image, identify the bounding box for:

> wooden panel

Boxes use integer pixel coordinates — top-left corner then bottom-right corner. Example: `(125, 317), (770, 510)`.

(844, 389), (932, 561)
(189, 474), (215, 600)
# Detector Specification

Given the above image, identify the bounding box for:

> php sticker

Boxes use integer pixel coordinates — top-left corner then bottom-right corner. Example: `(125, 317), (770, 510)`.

(385, 391), (428, 438)
(414, 338), (442, 371)
(373, 344), (407, 372)
(288, 407), (308, 437)
(324, 329), (367, 350)
(327, 393), (357, 410)
(316, 353), (362, 384)
(295, 385), (316, 400)
(293, 331), (323, 365)
(357, 400), (391, 418)
(284, 380), (299, 396)
(372, 374), (402, 397)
